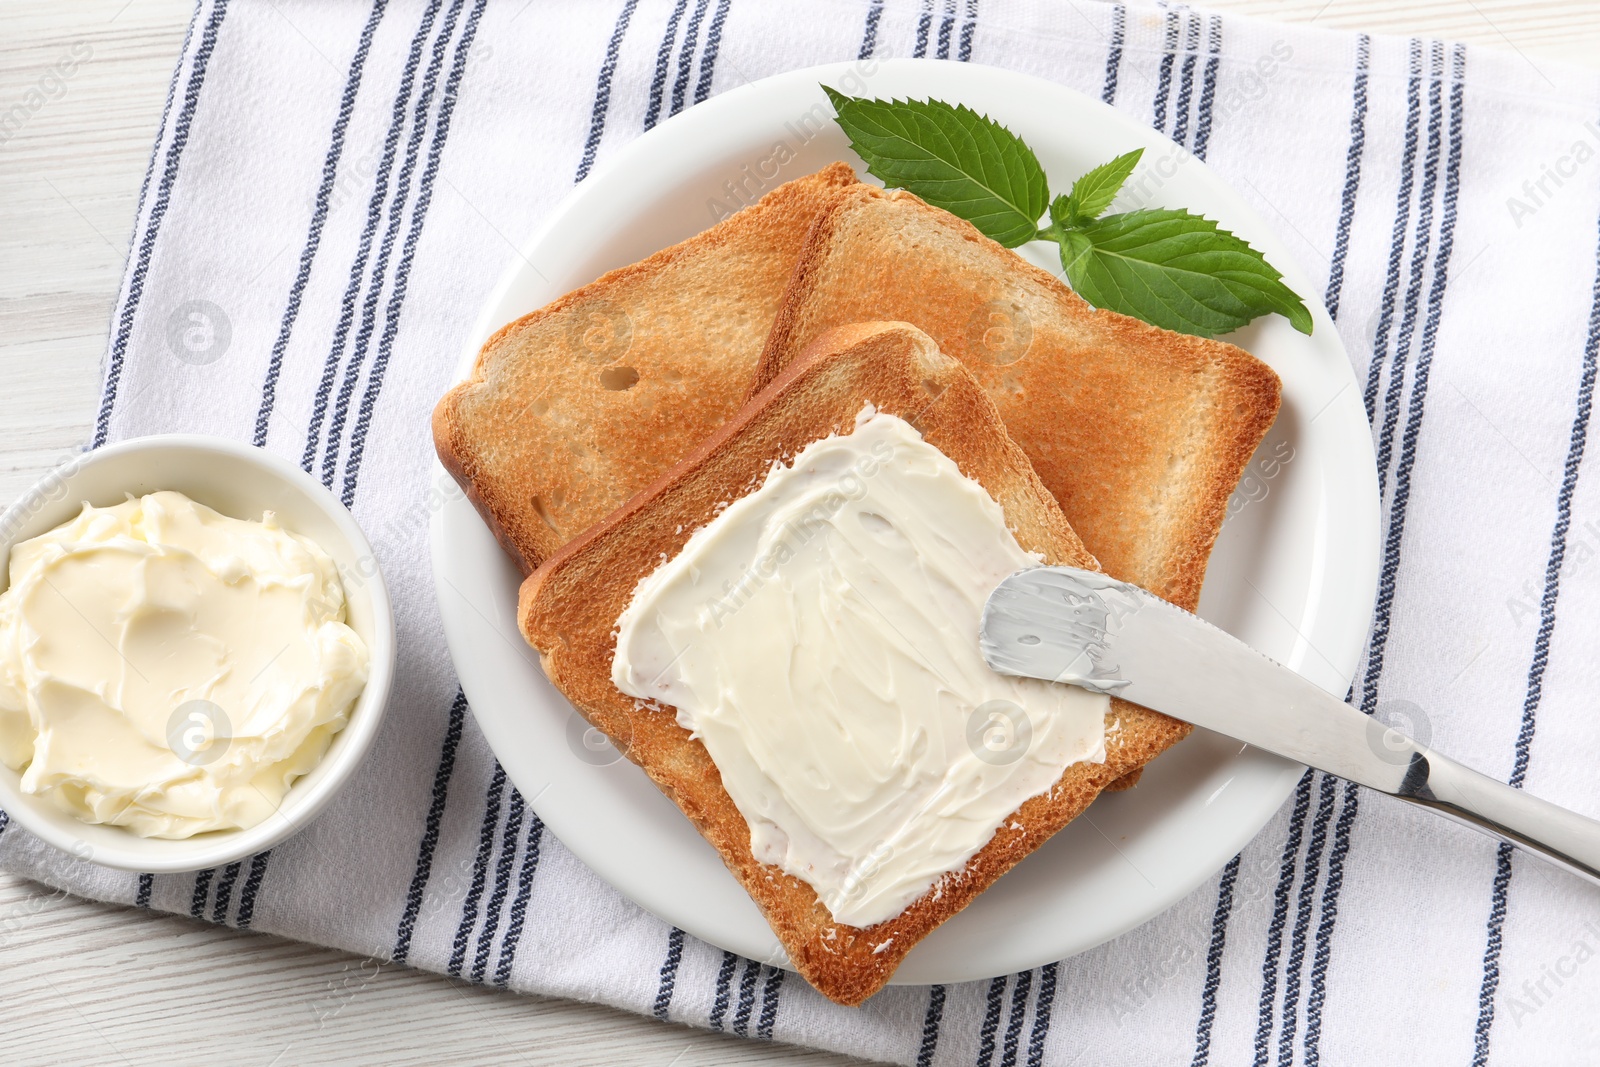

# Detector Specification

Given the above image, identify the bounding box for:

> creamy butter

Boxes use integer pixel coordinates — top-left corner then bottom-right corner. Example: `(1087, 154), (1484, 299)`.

(612, 407), (1108, 927)
(0, 491), (368, 839)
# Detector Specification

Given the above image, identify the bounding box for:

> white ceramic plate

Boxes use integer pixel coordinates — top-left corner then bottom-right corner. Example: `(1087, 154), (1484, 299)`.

(431, 60), (1380, 984)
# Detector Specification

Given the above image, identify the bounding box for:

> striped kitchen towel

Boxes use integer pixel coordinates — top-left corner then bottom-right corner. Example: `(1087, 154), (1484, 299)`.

(6, 0), (1600, 1062)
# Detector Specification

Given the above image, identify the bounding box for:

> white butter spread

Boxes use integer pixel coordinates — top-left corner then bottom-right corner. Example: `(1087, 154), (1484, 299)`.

(612, 407), (1108, 927)
(0, 491), (368, 839)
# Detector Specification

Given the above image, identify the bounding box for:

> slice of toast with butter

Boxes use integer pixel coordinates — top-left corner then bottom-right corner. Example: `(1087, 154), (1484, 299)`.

(433, 162), (860, 573)
(520, 321), (1193, 1006)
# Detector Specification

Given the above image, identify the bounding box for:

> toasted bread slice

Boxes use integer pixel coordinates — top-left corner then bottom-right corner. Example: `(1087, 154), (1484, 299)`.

(434, 163), (861, 572)
(751, 184), (1282, 613)
(520, 322), (1190, 1005)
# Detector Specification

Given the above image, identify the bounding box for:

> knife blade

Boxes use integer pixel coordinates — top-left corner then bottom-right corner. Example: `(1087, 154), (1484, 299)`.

(979, 565), (1600, 888)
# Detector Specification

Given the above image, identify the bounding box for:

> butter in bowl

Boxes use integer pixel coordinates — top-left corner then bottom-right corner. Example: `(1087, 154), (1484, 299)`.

(0, 436), (395, 873)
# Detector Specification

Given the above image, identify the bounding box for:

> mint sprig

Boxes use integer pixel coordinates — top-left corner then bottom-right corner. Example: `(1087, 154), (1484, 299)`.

(826, 90), (1312, 339)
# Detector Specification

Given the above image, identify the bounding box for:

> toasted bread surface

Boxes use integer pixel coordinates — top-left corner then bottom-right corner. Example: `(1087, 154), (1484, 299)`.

(520, 322), (1188, 1005)
(434, 163), (860, 572)
(752, 184), (1283, 614)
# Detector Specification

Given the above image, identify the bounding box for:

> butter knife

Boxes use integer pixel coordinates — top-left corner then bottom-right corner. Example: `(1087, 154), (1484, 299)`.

(979, 565), (1600, 887)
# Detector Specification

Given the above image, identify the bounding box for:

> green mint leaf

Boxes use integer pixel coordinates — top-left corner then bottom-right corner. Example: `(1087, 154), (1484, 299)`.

(823, 86), (1048, 248)
(1056, 208), (1313, 338)
(1062, 148), (1142, 223)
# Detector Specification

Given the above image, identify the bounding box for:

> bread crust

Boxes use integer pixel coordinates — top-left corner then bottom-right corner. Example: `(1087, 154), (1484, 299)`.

(433, 163), (861, 573)
(520, 322), (1190, 1006)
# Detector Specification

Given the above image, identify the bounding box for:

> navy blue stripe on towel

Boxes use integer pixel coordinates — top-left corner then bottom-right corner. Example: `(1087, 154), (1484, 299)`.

(730, 958), (762, 1037)
(652, 926), (687, 1019)
(1101, 4), (1125, 106)
(253, 3), (476, 916)
(253, 0), (387, 446)
(1324, 34), (1372, 322)
(574, 0), (639, 182)
(340, 0), (487, 508)
(643, 0), (689, 130)
(1304, 43), (1467, 1067)
(935, 0), (957, 60)
(210, 861), (243, 924)
(299, 0), (441, 474)
(1278, 773), (1338, 1063)
(1252, 770), (1314, 1066)
(1150, 7), (1180, 136)
(235, 850), (272, 928)
(320, 0), (467, 492)
(1371, 41), (1447, 504)
(709, 950), (739, 1031)
(999, 969), (1033, 1067)
(916, 984), (947, 1067)
(694, 0), (732, 104)
(393, 689), (468, 964)
(1256, 38), (1418, 1063)
(756, 965), (784, 1040)
(859, 0), (885, 59)
(469, 785), (525, 982)
(1170, 12), (1201, 148)
(1361, 39), (1426, 426)
(190, 867), (215, 920)
(94, 0), (229, 448)
(1474, 844), (1518, 1066)
(1026, 962), (1058, 1067)
(492, 813), (544, 986)
(1471, 98), (1599, 1067)
(976, 974), (1007, 1066)
(958, 0), (978, 62)
(123, 7), (195, 300)
(1191, 15), (1222, 160)
(383, 0), (530, 985)
(1190, 855), (1242, 1067)
(448, 761), (506, 977)
(668, 0), (710, 119)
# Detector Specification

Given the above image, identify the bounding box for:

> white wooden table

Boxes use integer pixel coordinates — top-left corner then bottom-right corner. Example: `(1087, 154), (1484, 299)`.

(2, 2), (1596, 1064)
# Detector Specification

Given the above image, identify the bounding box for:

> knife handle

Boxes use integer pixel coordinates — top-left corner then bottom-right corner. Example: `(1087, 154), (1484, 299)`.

(1390, 745), (1600, 887)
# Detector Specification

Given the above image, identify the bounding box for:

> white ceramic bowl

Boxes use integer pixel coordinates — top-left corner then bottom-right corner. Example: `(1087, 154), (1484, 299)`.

(0, 435), (395, 873)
